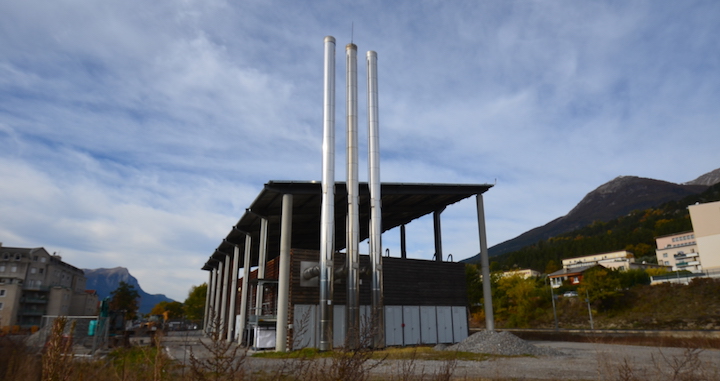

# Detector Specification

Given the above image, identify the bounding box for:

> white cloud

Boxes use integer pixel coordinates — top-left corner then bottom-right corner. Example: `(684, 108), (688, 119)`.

(1, 0), (719, 300)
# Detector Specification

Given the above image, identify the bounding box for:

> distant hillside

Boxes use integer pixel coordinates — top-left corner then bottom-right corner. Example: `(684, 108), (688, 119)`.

(84, 267), (174, 314)
(479, 181), (720, 272)
(463, 167), (719, 264)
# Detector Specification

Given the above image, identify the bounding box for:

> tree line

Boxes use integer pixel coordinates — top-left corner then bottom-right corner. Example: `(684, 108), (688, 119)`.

(108, 281), (207, 322)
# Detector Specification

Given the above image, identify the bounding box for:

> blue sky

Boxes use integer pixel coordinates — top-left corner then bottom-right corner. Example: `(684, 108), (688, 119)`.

(1, 1), (718, 301)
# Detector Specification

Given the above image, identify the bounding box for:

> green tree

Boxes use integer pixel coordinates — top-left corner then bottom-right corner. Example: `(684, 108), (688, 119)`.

(109, 281), (140, 320)
(545, 260), (560, 274)
(150, 300), (185, 319)
(577, 267), (622, 311)
(493, 274), (546, 328)
(184, 283), (208, 322)
(465, 264), (482, 308)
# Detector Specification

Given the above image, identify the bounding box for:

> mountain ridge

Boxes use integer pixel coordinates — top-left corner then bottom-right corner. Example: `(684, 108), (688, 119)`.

(84, 267), (174, 314)
(463, 168), (719, 264)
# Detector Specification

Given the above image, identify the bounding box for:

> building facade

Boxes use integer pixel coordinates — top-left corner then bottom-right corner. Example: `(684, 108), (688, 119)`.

(654, 231), (700, 271)
(688, 200), (720, 271)
(0, 244), (97, 328)
(550, 250), (668, 288)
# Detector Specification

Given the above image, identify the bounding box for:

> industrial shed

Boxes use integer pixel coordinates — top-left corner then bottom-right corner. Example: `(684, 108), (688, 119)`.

(202, 180), (493, 350)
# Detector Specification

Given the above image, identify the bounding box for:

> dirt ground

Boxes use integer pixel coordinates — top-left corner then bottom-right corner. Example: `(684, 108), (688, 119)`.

(161, 331), (720, 380)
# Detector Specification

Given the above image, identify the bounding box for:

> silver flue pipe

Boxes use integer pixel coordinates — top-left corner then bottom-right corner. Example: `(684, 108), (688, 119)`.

(345, 42), (361, 349)
(367, 50), (384, 348)
(319, 35), (336, 352)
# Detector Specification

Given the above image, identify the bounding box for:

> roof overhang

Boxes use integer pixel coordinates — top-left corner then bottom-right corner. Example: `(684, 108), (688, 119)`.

(204, 180), (492, 270)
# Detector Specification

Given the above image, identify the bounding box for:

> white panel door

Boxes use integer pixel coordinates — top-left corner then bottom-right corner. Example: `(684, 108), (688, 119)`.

(384, 306), (403, 346)
(451, 306), (468, 343)
(359, 305), (371, 337)
(333, 304), (346, 348)
(402, 306), (420, 345)
(420, 306), (437, 344)
(293, 304), (316, 349)
(436, 306), (453, 343)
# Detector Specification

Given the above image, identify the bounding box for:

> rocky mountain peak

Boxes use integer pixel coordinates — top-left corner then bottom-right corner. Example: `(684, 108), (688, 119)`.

(83, 267), (174, 314)
(684, 168), (720, 186)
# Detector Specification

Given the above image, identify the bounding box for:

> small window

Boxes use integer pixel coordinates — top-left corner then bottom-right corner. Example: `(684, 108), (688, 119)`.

(0, 289), (5, 297)
(10, 266), (17, 273)
(0, 265), (5, 272)
(0, 302), (4, 310)
(40, 257), (46, 263)
(33, 255), (38, 261)
(30, 267), (37, 274)
(665, 261), (670, 265)
(39, 268), (44, 274)
(663, 253), (668, 258)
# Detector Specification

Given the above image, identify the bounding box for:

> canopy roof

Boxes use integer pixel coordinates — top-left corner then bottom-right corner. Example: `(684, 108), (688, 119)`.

(203, 181), (492, 270)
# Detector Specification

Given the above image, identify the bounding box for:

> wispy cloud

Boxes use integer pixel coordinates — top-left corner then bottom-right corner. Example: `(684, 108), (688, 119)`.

(1, 0), (718, 299)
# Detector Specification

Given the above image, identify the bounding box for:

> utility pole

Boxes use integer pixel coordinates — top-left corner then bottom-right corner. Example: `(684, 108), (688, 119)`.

(548, 277), (558, 330)
(585, 289), (594, 330)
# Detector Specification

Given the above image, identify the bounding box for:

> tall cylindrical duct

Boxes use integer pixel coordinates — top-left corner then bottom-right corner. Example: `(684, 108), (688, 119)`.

(367, 50), (384, 348)
(345, 42), (361, 349)
(319, 36), (336, 352)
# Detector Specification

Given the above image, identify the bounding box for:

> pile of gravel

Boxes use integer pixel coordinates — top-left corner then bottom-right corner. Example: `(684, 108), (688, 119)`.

(441, 331), (564, 357)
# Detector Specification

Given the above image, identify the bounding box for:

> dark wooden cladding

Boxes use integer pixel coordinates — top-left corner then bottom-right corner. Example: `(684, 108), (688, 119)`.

(281, 249), (467, 307)
(383, 257), (467, 306)
(241, 249), (467, 309)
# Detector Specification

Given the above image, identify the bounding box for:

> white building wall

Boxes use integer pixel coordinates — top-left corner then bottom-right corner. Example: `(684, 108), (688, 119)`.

(689, 201), (720, 271)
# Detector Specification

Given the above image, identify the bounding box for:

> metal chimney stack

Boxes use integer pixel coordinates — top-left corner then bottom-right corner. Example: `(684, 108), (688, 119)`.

(367, 50), (384, 348)
(345, 42), (361, 349)
(319, 36), (383, 350)
(319, 35), (336, 352)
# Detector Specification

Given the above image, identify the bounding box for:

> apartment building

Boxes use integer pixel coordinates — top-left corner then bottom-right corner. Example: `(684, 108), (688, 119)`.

(549, 250), (667, 288)
(0, 244), (97, 328)
(654, 232), (700, 271)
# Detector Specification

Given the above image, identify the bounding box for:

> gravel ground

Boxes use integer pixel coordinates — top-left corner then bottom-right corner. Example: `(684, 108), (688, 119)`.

(442, 331), (565, 357)
(162, 331), (720, 380)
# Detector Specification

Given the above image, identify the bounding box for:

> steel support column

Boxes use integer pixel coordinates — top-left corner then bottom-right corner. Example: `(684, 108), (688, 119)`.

(227, 245), (240, 342)
(213, 261), (224, 331)
(275, 194), (293, 351)
(219, 254), (230, 337)
(400, 224), (407, 259)
(205, 268), (216, 333)
(238, 235), (252, 344)
(433, 208), (445, 262)
(476, 194), (494, 331)
(255, 218), (268, 325)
